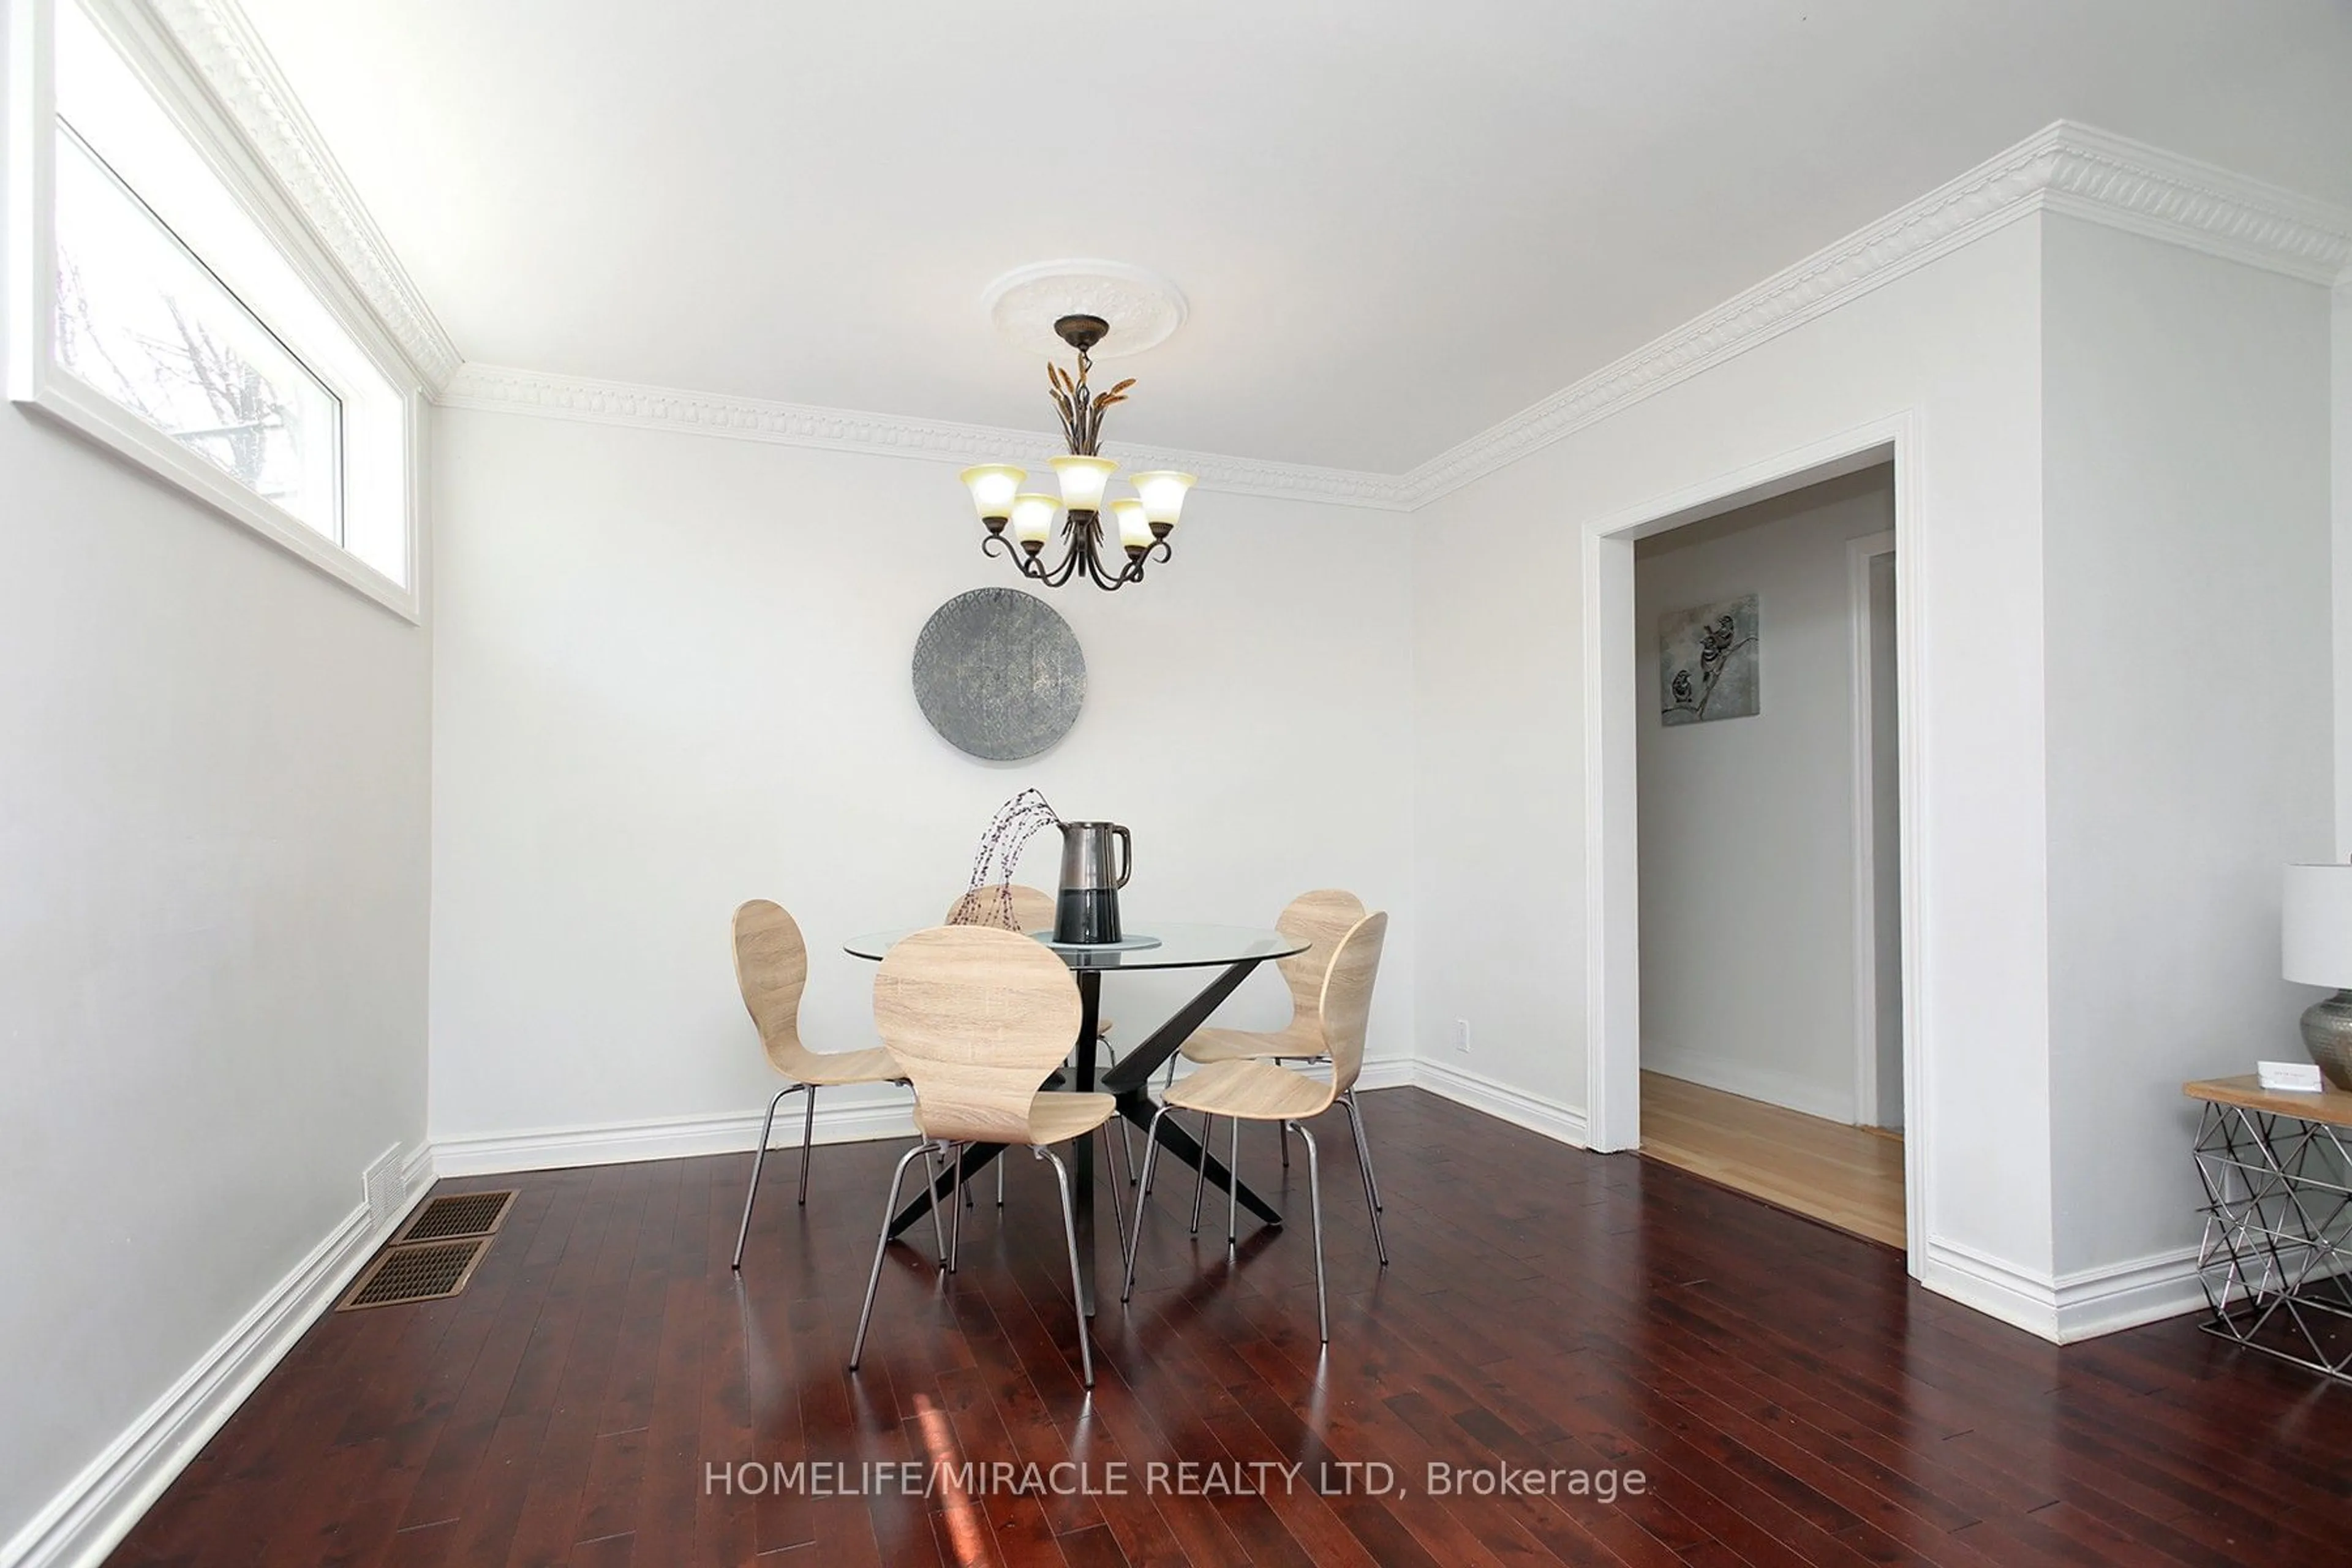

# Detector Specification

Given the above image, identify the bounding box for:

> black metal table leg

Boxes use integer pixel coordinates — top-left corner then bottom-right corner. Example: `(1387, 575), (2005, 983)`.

(1102, 957), (1284, 1229)
(888, 1140), (1006, 1241)
(887, 954), (1284, 1255)
(1071, 970), (1100, 1314)
(1115, 1087), (1280, 1227)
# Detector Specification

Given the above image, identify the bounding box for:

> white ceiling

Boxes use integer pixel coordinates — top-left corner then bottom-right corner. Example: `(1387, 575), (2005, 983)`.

(235, 0), (2352, 473)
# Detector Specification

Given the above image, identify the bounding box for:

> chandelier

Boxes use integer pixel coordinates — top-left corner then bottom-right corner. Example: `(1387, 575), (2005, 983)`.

(959, 314), (1194, 592)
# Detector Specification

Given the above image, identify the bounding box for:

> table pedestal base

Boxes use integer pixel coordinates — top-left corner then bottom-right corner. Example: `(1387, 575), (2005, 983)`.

(886, 953), (1286, 1314)
(2193, 1099), (2352, 1382)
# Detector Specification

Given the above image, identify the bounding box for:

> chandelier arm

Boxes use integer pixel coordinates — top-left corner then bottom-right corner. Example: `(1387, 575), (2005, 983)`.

(1090, 543), (1149, 592)
(1036, 535), (1083, 588)
(1102, 537), (1166, 588)
(981, 533), (1044, 583)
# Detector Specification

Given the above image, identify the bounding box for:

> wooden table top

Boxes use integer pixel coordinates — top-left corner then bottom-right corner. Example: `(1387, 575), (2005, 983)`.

(2185, 1074), (2352, 1128)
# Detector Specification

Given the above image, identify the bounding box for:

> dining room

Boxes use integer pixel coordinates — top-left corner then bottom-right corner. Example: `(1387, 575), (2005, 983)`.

(11, 3), (2352, 1567)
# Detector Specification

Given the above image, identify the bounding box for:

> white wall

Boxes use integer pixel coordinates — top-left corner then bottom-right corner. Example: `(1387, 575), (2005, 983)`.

(1414, 214), (2056, 1315)
(0, 40), (431, 1549)
(427, 408), (1416, 1153)
(1634, 468), (1894, 1122)
(2335, 280), (2352, 856)
(2040, 215), (2335, 1280)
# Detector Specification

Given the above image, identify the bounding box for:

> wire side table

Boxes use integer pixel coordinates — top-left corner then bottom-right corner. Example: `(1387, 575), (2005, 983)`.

(2187, 1076), (2352, 1383)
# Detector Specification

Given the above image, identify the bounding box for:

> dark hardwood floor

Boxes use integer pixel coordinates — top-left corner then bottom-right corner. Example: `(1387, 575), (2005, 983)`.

(110, 1087), (2352, 1566)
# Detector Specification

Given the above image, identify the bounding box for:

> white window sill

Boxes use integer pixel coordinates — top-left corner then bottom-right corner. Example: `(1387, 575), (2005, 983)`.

(12, 363), (420, 621)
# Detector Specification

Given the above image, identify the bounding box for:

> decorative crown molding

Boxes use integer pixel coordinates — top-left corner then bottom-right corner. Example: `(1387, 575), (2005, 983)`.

(1393, 121), (2352, 507)
(148, 0), (462, 392)
(434, 122), (2350, 513)
(437, 363), (1417, 510)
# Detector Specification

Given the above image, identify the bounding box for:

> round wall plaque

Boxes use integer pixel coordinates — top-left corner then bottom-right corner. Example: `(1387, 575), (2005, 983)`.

(911, 588), (1087, 761)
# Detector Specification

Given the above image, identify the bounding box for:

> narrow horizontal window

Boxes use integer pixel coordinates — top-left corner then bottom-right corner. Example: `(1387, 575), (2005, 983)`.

(53, 121), (342, 537)
(9, 0), (420, 616)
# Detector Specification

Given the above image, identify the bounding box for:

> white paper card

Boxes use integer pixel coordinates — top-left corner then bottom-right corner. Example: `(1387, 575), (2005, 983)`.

(2257, 1060), (2326, 1093)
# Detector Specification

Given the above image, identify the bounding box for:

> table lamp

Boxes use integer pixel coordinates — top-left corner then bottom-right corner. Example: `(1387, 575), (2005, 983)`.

(2283, 862), (2352, 1090)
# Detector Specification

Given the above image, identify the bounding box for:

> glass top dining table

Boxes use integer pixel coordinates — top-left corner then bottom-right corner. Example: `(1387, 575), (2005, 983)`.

(843, 918), (1308, 1314)
(843, 921), (1308, 970)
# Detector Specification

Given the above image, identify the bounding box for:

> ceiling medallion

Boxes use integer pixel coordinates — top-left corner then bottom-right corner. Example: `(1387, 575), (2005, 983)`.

(959, 311), (1195, 593)
(981, 259), (1187, 361)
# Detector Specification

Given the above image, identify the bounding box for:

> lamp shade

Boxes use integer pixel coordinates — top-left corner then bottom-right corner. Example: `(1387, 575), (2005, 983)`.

(2283, 863), (2352, 987)
(959, 464), (1024, 521)
(1110, 499), (1151, 551)
(1049, 456), (1117, 513)
(1009, 493), (1058, 546)
(1129, 470), (1195, 529)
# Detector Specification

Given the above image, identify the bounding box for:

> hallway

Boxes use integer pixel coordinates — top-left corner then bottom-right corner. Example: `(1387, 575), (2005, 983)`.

(1640, 1071), (1905, 1248)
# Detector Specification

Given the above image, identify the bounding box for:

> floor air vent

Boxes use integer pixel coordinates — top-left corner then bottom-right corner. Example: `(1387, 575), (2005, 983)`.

(392, 1189), (515, 1245)
(338, 1237), (489, 1311)
(336, 1190), (514, 1311)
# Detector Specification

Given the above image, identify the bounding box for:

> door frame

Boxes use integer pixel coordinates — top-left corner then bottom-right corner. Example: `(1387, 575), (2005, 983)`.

(1580, 410), (1926, 1270)
(1847, 528), (1898, 1130)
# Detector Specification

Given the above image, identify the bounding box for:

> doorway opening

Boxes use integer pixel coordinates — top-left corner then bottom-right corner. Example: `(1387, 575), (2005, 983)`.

(1627, 462), (1908, 1249)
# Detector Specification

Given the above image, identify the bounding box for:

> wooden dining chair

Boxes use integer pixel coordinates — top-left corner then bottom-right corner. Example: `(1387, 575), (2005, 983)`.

(945, 883), (1129, 1197)
(1124, 911), (1389, 1343)
(850, 925), (1117, 1389)
(1166, 889), (1384, 1224)
(730, 900), (932, 1272)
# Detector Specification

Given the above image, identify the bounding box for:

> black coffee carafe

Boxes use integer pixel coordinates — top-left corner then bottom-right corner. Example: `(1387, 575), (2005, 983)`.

(1054, 821), (1132, 944)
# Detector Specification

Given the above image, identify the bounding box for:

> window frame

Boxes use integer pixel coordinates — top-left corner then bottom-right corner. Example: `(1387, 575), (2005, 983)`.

(6, 0), (423, 620)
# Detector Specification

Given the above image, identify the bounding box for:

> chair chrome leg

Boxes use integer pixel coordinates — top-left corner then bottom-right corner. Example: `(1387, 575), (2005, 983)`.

(1103, 1125), (1128, 1262)
(1189, 1115), (1213, 1235)
(732, 1084), (799, 1270)
(850, 1142), (932, 1371)
(995, 1153), (1004, 1207)
(919, 1142), (948, 1268)
(1294, 1122), (1329, 1343)
(1341, 1094), (1389, 1267)
(1226, 1114), (1241, 1251)
(1035, 1146), (1095, 1389)
(1344, 1089), (1384, 1213)
(1123, 1106), (1170, 1303)
(949, 1142), (966, 1273)
(796, 1085), (818, 1205)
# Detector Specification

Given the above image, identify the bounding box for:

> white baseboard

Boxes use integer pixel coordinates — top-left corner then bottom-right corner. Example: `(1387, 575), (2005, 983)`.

(1923, 1236), (2220, 1344)
(431, 1093), (920, 1178)
(1641, 1048), (1855, 1125)
(1409, 1057), (1589, 1147)
(435, 1059), (1421, 1181)
(2052, 1245), (2209, 1342)
(1919, 1236), (2065, 1340)
(1, 1145), (432, 1568)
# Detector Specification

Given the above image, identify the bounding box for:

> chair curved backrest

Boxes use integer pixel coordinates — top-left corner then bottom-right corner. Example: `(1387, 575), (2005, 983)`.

(944, 883), (1057, 933)
(874, 925), (1084, 1145)
(1318, 911), (1389, 1097)
(1275, 889), (1370, 1049)
(734, 899), (818, 1079)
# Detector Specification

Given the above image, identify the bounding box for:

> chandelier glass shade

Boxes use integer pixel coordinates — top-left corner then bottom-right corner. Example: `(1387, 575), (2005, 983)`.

(960, 314), (1194, 592)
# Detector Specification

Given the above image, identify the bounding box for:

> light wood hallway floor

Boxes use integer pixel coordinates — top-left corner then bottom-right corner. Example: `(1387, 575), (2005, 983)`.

(1639, 1070), (1906, 1248)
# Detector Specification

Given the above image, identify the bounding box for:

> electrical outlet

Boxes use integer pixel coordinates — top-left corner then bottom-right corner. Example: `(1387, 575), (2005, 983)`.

(1453, 1017), (1471, 1054)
